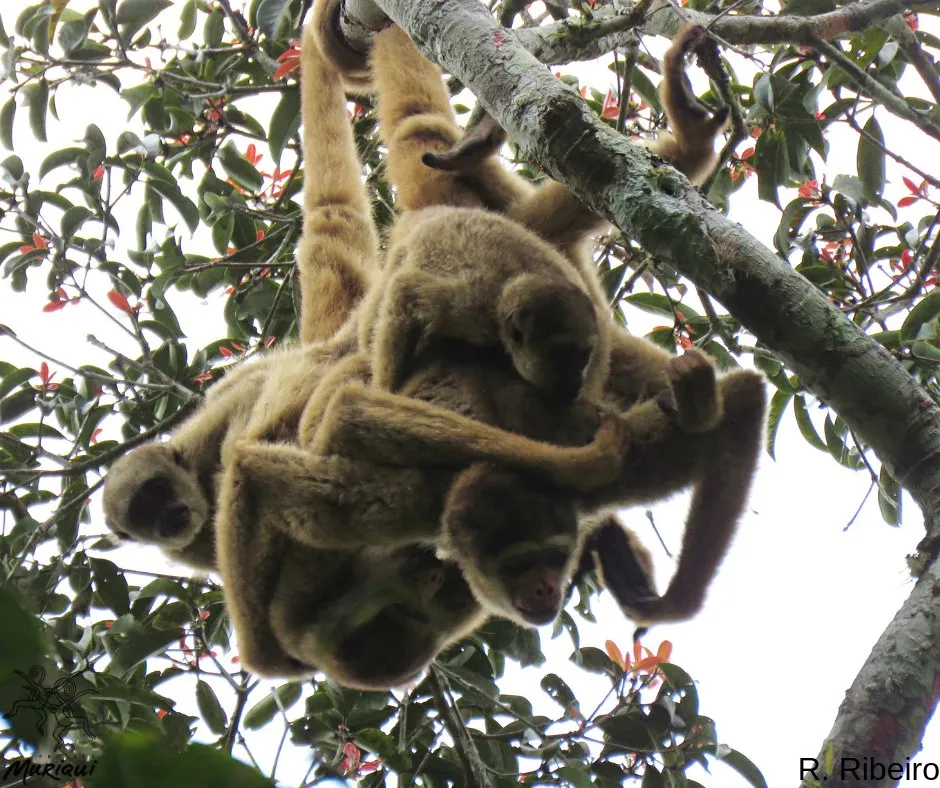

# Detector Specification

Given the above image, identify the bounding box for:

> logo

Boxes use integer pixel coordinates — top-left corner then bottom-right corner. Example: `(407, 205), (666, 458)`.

(2, 665), (100, 783)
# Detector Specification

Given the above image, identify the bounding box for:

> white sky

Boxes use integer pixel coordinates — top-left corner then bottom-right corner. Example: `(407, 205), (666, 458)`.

(0, 2), (938, 785)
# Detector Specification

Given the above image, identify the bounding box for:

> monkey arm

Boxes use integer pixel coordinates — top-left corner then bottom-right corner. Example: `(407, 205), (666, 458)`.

(308, 384), (629, 490)
(582, 369), (766, 624)
(296, 22), (378, 344)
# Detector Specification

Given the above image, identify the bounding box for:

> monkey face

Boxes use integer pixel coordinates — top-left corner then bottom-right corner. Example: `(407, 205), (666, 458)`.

(443, 465), (580, 627)
(498, 276), (599, 403)
(314, 548), (482, 690)
(102, 443), (209, 550)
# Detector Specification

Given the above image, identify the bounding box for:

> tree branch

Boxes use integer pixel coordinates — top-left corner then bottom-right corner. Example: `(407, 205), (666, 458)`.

(341, 0), (940, 770)
(513, 0), (911, 65)
(427, 666), (493, 788)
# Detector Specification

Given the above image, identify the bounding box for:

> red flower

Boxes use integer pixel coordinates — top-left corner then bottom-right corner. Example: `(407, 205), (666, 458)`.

(244, 143), (263, 166)
(600, 90), (619, 121)
(341, 742), (361, 775)
(37, 361), (59, 392)
(193, 371), (214, 386)
(90, 428), (103, 444)
(798, 179), (821, 200)
(107, 289), (136, 315)
(904, 10), (918, 31)
(19, 231), (48, 255)
(93, 165), (105, 180)
(274, 42), (302, 80)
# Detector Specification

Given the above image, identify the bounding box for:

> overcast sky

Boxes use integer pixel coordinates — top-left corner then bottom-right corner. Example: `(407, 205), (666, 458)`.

(0, 2), (938, 785)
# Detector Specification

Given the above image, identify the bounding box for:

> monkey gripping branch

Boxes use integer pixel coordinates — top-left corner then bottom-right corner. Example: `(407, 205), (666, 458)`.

(333, 0), (940, 781)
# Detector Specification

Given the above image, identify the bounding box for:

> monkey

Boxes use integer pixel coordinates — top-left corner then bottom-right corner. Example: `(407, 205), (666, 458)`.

(100, 18), (635, 686)
(102, 9), (761, 688)
(301, 12), (763, 632)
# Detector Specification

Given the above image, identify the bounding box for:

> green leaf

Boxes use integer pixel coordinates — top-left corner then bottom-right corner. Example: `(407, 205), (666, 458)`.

(901, 289), (940, 341)
(115, 0), (172, 42)
(765, 390), (792, 460)
(540, 673), (577, 711)
(39, 146), (86, 179)
(0, 98), (15, 151)
(87, 733), (275, 788)
(148, 177), (200, 234)
(218, 143), (264, 192)
(23, 79), (49, 143)
(107, 630), (179, 677)
(0, 587), (45, 680)
(268, 87), (300, 164)
(61, 205), (94, 239)
(877, 465), (901, 526)
(831, 174), (866, 204)
(754, 74), (774, 112)
(557, 765), (594, 788)
(178, 0), (197, 39)
(59, 16), (92, 54)
(196, 679), (228, 735)
(857, 116), (885, 200)
(354, 728), (412, 771)
(623, 292), (674, 317)
(243, 682), (302, 729)
(719, 748), (768, 788)
(256, 0), (291, 42)
(792, 395), (827, 452)
(90, 556), (130, 614)
(641, 766), (666, 788)
(0, 388), (37, 424)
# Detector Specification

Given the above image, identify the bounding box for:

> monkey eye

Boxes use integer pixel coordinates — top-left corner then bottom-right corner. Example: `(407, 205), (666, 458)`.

(111, 528), (131, 541)
(172, 449), (188, 469)
(511, 327), (525, 345)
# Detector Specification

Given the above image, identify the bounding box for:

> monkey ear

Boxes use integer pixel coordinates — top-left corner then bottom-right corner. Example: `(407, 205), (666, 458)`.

(592, 519), (660, 617)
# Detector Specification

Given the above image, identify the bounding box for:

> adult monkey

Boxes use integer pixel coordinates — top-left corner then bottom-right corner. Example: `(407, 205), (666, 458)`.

(103, 15), (628, 687)
(226, 8), (764, 635)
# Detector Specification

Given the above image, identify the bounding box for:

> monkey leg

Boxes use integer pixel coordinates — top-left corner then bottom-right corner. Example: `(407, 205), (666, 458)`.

(572, 516), (659, 614)
(372, 25), (530, 212)
(583, 369), (766, 625)
(297, 20), (378, 343)
(309, 384), (629, 490)
(372, 270), (496, 392)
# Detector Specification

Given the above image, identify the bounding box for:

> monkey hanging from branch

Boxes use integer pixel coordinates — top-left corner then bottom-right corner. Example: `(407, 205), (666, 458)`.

(103, 2), (764, 688)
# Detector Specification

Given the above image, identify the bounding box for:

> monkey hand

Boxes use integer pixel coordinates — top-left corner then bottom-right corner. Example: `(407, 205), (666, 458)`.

(676, 24), (707, 57)
(656, 349), (721, 433)
(543, 406), (629, 490)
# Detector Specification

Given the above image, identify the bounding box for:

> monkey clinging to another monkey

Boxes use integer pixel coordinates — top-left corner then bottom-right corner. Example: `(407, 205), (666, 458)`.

(102, 0), (764, 690)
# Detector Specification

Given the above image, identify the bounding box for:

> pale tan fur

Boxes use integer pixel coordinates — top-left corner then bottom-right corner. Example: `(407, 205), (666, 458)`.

(295, 16), (763, 630)
(102, 10), (761, 686)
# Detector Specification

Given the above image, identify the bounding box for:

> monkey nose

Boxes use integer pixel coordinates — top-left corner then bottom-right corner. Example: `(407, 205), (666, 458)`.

(514, 569), (562, 625)
(159, 503), (191, 538)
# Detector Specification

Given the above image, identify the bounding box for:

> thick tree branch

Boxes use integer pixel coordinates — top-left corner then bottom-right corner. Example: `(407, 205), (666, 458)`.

(514, 0), (911, 65)
(341, 0), (940, 772)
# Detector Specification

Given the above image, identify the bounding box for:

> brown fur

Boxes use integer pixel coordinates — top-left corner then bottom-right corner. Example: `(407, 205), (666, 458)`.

(102, 10), (761, 687)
